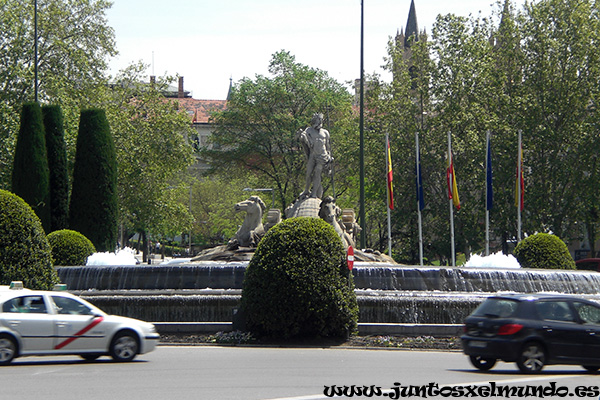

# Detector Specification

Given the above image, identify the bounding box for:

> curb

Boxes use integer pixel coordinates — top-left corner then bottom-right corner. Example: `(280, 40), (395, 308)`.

(154, 322), (463, 337)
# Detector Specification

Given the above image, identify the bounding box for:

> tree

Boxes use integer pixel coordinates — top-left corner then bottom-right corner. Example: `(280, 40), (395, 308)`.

(105, 64), (195, 259)
(11, 102), (50, 232)
(43, 105), (69, 232)
(0, 0), (116, 189)
(202, 51), (355, 212)
(69, 108), (117, 252)
(518, 0), (600, 241)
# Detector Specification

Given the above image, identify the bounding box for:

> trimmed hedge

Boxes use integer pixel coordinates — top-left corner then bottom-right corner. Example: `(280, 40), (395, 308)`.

(0, 190), (59, 289)
(240, 217), (358, 340)
(48, 229), (96, 266)
(43, 105), (69, 232)
(513, 232), (576, 270)
(69, 108), (118, 252)
(11, 102), (50, 232)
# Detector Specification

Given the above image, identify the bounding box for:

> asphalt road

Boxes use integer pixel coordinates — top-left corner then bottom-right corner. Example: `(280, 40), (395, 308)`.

(1, 345), (599, 400)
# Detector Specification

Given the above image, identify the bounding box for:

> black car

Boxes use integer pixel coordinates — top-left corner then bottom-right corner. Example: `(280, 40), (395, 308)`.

(461, 293), (600, 373)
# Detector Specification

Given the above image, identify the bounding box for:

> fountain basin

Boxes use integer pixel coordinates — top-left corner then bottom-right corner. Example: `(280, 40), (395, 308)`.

(57, 262), (600, 326)
(58, 262), (600, 293)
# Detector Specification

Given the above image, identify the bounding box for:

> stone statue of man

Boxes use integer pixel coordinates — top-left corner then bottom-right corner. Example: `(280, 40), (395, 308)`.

(296, 113), (332, 199)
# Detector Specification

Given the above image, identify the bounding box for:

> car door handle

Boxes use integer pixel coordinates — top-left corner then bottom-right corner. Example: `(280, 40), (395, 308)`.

(8, 320), (21, 327)
(543, 326), (552, 332)
(587, 330), (597, 336)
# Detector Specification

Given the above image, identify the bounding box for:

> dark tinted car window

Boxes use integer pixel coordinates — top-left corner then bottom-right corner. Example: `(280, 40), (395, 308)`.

(1, 296), (47, 314)
(471, 298), (519, 318)
(51, 296), (93, 315)
(535, 301), (575, 322)
(574, 301), (600, 324)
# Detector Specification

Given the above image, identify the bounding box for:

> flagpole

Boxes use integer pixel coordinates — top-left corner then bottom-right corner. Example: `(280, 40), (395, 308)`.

(416, 131), (424, 266)
(359, 0), (366, 249)
(517, 129), (522, 242)
(448, 132), (455, 267)
(485, 131), (490, 256)
(385, 132), (392, 258)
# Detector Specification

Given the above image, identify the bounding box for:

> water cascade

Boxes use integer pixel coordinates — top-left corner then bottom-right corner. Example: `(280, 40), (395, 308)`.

(58, 262), (600, 325)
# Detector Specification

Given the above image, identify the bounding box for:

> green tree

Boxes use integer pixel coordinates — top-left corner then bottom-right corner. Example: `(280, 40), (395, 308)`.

(43, 105), (69, 232)
(11, 102), (50, 232)
(427, 14), (498, 262)
(69, 108), (117, 252)
(363, 32), (434, 261)
(190, 176), (263, 248)
(0, 0), (116, 189)
(202, 51), (355, 212)
(105, 64), (195, 259)
(518, 0), (600, 241)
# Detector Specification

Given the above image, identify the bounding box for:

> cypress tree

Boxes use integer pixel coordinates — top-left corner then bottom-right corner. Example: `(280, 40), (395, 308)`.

(42, 105), (69, 232)
(11, 102), (50, 232)
(69, 108), (118, 252)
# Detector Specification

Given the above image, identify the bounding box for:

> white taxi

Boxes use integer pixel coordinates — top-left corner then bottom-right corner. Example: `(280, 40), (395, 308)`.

(0, 282), (159, 365)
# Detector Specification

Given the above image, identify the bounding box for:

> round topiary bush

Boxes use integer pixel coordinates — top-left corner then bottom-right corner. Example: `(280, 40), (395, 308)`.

(513, 232), (576, 270)
(240, 217), (358, 340)
(47, 229), (96, 266)
(0, 190), (59, 289)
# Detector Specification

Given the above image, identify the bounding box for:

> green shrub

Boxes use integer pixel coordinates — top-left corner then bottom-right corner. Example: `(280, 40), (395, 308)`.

(240, 217), (358, 340)
(513, 233), (576, 270)
(11, 102), (50, 232)
(69, 108), (118, 252)
(47, 229), (96, 266)
(0, 190), (59, 289)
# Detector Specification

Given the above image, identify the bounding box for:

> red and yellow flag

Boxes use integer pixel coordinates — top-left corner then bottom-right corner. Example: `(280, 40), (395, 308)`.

(386, 136), (394, 210)
(447, 152), (460, 210)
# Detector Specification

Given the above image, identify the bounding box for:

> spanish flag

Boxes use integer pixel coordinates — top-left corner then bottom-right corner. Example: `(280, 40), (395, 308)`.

(447, 151), (460, 210)
(386, 136), (394, 210)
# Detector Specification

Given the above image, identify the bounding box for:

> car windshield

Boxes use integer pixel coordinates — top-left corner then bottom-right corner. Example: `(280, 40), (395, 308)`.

(471, 298), (519, 318)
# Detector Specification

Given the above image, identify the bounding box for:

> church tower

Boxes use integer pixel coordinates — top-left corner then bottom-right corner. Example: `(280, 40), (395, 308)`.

(394, 0), (424, 87)
(395, 0), (420, 63)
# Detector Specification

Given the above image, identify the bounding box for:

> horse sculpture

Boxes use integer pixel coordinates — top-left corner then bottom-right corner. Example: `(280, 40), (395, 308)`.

(227, 196), (267, 249)
(318, 196), (355, 249)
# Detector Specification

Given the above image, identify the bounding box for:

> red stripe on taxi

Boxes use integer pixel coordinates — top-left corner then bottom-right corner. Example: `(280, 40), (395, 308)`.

(54, 316), (104, 350)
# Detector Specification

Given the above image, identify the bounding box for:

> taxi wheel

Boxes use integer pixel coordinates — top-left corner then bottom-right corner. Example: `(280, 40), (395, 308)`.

(517, 342), (546, 373)
(0, 335), (17, 366)
(469, 355), (496, 371)
(109, 331), (139, 362)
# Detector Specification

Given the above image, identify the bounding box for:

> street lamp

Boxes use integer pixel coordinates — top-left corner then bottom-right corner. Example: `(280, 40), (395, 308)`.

(243, 188), (275, 209)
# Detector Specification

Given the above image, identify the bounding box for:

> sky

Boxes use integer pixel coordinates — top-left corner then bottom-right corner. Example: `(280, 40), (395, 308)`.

(106, 0), (525, 100)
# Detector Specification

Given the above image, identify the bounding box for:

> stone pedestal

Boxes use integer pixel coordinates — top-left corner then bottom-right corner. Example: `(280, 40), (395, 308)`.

(284, 197), (321, 218)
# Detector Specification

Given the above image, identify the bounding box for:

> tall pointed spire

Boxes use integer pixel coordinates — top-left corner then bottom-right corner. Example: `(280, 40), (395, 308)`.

(226, 76), (233, 101)
(405, 0), (419, 47)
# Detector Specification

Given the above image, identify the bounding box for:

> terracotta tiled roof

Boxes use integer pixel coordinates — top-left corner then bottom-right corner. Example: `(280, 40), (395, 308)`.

(175, 98), (228, 124)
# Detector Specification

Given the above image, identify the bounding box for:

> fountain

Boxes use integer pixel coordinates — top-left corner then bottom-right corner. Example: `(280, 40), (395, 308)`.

(56, 113), (600, 332)
(57, 260), (600, 326)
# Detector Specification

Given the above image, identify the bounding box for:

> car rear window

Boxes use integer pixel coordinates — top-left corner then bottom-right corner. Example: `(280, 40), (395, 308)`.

(471, 298), (519, 318)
